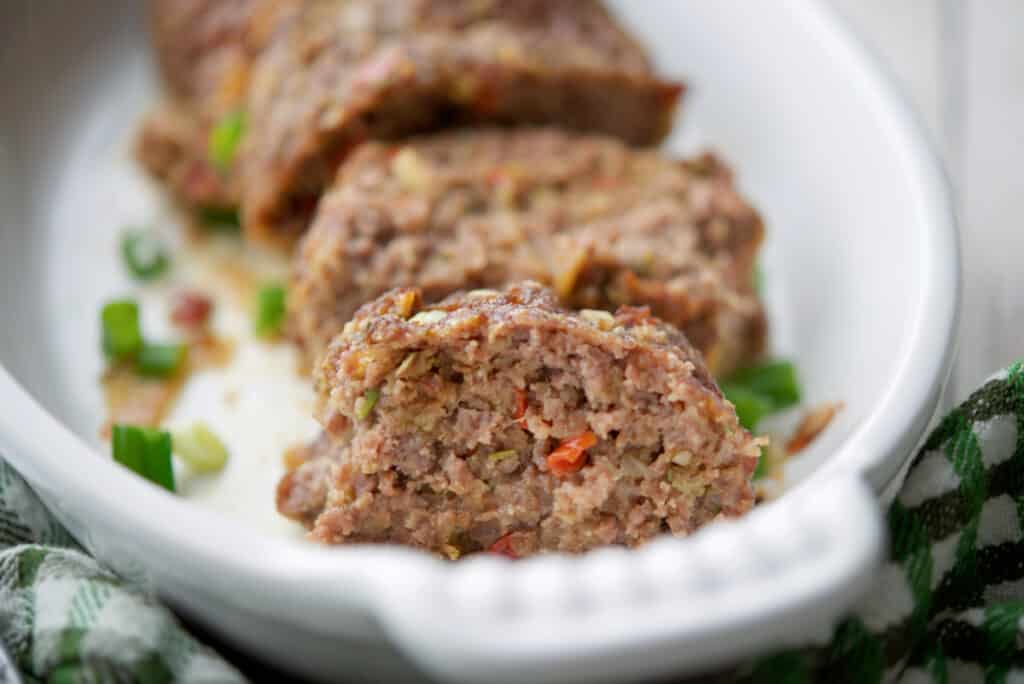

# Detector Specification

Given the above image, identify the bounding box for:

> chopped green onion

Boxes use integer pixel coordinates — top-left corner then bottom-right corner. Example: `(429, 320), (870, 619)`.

(355, 389), (380, 420)
(254, 284), (286, 338)
(753, 447), (769, 480)
(488, 449), (518, 462)
(121, 230), (169, 281)
(727, 360), (801, 411)
(137, 343), (188, 378)
(173, 423), (229, 473)
(721, 384), (773, 432)
(208, 111), (246, 169)
(753, 262), (764, 296)
(198, 206), (241, 232)
(112, 425), (175, 492)
(101, 300), (143, 360)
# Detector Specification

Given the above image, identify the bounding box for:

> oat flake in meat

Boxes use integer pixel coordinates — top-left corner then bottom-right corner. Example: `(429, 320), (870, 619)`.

(277, 283), (761, 558)
(290, 128), (765, 377)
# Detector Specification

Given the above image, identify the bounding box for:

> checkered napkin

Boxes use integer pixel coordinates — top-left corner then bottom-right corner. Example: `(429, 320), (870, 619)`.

(4, 364), (1024, 683)
(744, 361), (1024, 683)
(0, 465), (245, 683)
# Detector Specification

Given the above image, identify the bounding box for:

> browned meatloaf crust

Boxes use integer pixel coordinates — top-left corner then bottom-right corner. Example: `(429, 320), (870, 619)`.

(277, 282), (761, 558)
(137, 0), (682, 245)
(289, 128), (765, 377)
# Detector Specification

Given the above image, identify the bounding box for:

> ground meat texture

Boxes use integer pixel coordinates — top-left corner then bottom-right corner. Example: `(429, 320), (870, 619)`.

(137, 0), (280, 210)
(150, 0), (259, 102)
(245, 0), (682, 245)
(278, 283), (760, 558)
(136, 101), (243, 211)
(289, 128), (765, 377)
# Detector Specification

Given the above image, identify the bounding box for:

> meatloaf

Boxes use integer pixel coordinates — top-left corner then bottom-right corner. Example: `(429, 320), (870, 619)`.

(137, 0), (682, 245)
(277, 283), (761, 557)
(242, 0), (682, 245)
(136, 0), (274, 211)
(289, 128), (765, 377)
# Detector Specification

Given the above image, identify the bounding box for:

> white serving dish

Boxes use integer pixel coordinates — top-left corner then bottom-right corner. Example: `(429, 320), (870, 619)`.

(0, 1), (958, 682)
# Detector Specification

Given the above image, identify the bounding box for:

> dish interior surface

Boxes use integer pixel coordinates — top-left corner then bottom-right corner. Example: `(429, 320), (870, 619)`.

(0, 1), (956, 681)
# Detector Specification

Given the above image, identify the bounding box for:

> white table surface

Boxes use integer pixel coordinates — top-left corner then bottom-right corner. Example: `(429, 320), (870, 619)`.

(828, 0), (1022, 406)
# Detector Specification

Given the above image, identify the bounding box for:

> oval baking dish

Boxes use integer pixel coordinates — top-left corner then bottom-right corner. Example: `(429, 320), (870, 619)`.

(0, 1), (958, 682)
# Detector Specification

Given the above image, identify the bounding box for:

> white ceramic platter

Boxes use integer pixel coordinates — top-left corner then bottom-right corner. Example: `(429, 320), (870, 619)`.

(0, 1), (958, 682)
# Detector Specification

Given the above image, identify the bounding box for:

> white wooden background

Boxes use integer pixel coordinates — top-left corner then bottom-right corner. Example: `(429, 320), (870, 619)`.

(827, 0), (1023, 405)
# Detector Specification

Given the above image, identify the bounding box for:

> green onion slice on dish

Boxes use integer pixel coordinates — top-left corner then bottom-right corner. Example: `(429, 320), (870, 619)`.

(121, 230), (169, 281)
(720, 384), (774, 432)
(173, 423), (229, 473)
(136, 343), (188, 378)
(753, 447), (770, 480)
(726, 360), (801, 410)
(208, 111), (246, 169)
(254, 283), (286, 338)
(101, 299), (143, 360)
(112, 425), (175, 492)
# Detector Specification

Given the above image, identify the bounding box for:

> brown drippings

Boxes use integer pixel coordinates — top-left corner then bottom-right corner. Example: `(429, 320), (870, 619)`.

(786, 402), (844, 455)
(99, 334), (236, 438)
(189, 333), (236, 368)
(100, 365), (187, 437)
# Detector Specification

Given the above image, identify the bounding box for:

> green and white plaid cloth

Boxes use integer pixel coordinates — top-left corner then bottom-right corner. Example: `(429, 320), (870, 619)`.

(5, 363), (1024, 683)
(0, 467), (245, 682)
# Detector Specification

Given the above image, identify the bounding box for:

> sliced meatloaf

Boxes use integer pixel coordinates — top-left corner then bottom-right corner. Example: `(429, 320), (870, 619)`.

(289, 128), (765, 377)
(277, 282), (761, 558)
(242, 0), (682, 245)
(137, 0), (682, 244)
(137, 0), (276, 211)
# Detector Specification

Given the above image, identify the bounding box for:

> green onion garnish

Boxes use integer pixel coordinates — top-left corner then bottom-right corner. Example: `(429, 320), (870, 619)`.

(726, 360), (801, 411)
(137, 343), (188, 378)
(208, 111), (246, 169)
(254, 283), (286, 338)
(753, 262), (764, 296)
(355, 389), (380, 420)
(173, 423), (229, 473)
(753, 447), (769, 480)
(112, 425), (175, 492)
(121, 230), (169, 281)
(198, 206), (242, 232)
(721, 384), (773, 432)
(101, 300), (143, 360)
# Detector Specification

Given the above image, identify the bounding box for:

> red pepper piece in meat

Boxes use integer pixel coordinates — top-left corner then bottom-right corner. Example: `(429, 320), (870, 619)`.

(514, 388), (528, 429)
(546, 432), (597, 477)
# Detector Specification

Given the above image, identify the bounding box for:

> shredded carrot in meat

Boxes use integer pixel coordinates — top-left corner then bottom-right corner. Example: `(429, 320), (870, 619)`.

(514, 389), (528, 429)
(546, 432), (598, 477)
(489, 534), (518, 559)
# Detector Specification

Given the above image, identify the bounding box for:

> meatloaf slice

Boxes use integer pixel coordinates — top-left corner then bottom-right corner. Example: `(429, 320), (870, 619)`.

(137, 0), (279, 211)
(289, 128), (765, 377)
(240, 0), (683, 245)
(277, 282), (761, 558)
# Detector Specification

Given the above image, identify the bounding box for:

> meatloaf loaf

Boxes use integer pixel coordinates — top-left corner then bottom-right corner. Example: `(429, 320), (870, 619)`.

(277, 282), (761, 558)
(137, 0), (683, 245)
(289, 128), (765, 377)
